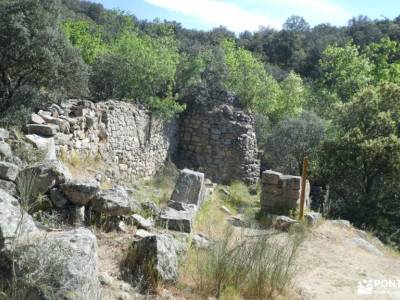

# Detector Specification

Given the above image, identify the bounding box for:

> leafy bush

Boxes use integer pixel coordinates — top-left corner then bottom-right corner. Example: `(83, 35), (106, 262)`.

(90, 30), (184, 118)
(317, 83), (400, 247)
(260, 111), (326, 175)
(0, 0), (89, 107)
(63, 20), (107, 64)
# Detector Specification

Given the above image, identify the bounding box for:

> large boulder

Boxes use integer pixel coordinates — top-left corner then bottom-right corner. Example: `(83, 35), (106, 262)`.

(26, 124), (59, 137)
(1, 228), (101, 300)
(18, 160), (71, 197)
(61, 180), (99, 206)
(0, 189), (38, 249)
(0, 161), (19, 182)
(91, 187), (140, 216)
(123, 234), (179, 289)
(170, 169), (205, 206)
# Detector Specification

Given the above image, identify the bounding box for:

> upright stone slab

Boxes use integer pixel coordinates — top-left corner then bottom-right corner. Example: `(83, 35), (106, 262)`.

(170, 169), (205, 206)
(260, 170), (310, 214)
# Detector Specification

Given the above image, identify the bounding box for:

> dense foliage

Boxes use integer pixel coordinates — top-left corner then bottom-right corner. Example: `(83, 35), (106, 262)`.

(0, 0), (88, 110)
(318, 84), (400, 245)
(1, 0), (400, 245)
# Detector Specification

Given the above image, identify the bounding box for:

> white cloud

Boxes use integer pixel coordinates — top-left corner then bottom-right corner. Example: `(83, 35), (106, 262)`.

(242, 0), (351, 25)
(144, 0), (282, 32)
(144, 0), (351, 32)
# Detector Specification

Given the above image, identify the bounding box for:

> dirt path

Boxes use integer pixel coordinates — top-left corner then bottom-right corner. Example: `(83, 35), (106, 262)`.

(295, 221), (400, 300)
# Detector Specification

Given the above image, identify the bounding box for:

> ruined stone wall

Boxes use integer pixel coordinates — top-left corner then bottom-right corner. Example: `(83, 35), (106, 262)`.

(33, 99), (178, 179)
(260, 170), (310, 214)
(177, 104), (260, 184)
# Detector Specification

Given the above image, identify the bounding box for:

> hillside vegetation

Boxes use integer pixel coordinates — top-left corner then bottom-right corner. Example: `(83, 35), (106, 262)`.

(1, 0), (400, 254)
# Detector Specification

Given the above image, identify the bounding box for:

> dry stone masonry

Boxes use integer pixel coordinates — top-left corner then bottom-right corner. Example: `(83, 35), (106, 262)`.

(178, 104), (260, 184)
(261, 170), (310, 214)
(27, 99), (178, 180)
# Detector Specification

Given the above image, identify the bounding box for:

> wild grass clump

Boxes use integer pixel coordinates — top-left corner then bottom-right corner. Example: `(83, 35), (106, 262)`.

(185, 226), (305, 299)
(61, 149), (102, 168)
(13, 140), (46, 165)
(132, 159), (178, 207)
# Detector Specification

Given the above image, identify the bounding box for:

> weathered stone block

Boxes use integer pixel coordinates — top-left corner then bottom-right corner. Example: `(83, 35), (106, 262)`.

(170, 169), (205, 206)
(26, 124), (59, 137)
(261, 170), (310, 214)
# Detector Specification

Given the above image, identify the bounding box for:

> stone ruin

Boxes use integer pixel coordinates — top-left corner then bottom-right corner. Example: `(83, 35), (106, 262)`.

(24, 100), (260, 184)
(260, 170), (310, 214)
(177, 104), (260, 184)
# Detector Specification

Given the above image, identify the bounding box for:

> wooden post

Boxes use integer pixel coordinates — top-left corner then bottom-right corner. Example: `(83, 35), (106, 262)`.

(299, 156), (308, 220)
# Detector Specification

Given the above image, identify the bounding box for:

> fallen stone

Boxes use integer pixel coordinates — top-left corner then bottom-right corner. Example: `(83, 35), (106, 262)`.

(26, 124), (59, 137)
(0, 141), (12, 158)
(305, 212), (321, 226)
(170, 169), (205, 206)
(130, 214), (154, 230)
(61, 180), (100, 206)
(31, 113), (45, 124)
(2, 228), (101, 300)
(124, 234), (179, 288)
(50, 188), (69, 208)
(274, 216), (298, 231)
(0, 161), (19, 182)
(91, 186), (140, 216)
(18, 160), (71, 197)
(158, 207), (194, 233)
(0, 189), (38, 249)
(0, 179), (17, 196)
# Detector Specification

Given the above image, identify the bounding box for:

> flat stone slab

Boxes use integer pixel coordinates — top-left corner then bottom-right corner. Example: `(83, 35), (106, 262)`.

(130, 214), (154, 230)
(26, 124), (59, 137)
(158, 207), (194, 233)
(61, 180), (100, 206)
(91, 187), (140, 216)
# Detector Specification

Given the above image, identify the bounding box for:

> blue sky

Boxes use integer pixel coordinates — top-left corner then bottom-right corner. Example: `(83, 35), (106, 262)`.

(94, 0), (400, 33)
